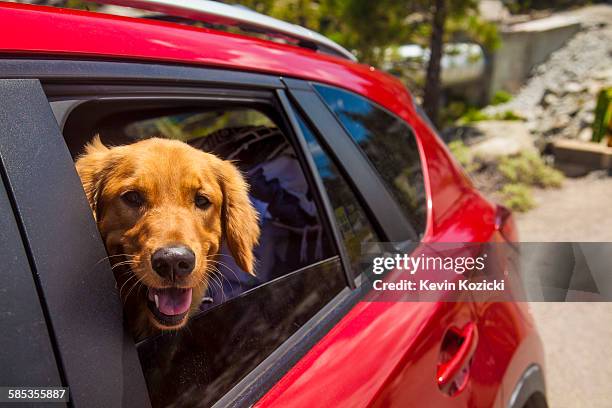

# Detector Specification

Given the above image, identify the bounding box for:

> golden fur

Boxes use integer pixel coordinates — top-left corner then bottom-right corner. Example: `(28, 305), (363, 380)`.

(76, 136), (260, 339)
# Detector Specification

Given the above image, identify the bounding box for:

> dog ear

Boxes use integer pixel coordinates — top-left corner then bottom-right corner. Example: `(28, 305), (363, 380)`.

(217, 160), (260, 275)
(75, 135), (113, 221)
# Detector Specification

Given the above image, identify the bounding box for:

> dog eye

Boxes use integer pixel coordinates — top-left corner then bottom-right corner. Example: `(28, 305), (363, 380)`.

(195, 193), (210, 209)
(121, 191), (145, 208)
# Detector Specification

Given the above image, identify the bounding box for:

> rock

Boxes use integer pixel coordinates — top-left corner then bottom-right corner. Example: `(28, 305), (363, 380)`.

(578, 127), (593, 142)
(468, 121), (536, 163)
(564, 81), (585, 94)
(580, 112), (595, 127)
(541, 92), (559, 108)
(553, 114), (571, 130)
(583, 99), (597, 111)
(586, 80), (603, 94)
(484, 16), (612, 144)
(593, 68), (612, 81)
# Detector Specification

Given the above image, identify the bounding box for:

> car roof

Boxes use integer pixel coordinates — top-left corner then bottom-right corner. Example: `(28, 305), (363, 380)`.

(0, 2), (416, 122)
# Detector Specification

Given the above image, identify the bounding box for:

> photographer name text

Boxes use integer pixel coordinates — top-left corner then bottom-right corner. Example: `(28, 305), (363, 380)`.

(372, 279), (505, 292)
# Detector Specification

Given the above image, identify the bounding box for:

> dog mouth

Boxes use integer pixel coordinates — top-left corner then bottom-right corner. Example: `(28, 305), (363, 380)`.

(146, 287), (193, 327)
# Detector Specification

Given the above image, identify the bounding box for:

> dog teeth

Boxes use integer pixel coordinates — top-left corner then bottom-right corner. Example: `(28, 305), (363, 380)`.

(154, 294), (159, 309)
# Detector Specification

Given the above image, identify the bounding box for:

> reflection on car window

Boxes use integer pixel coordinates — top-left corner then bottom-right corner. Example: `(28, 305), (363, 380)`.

(293, 110), (379, 273)
(123, 109), (274, 141)
(314, 85), (427, 235)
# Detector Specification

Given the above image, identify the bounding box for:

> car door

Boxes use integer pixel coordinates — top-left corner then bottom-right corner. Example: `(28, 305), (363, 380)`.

(0, 59), (373, 408)
(253, 81), (482, 407)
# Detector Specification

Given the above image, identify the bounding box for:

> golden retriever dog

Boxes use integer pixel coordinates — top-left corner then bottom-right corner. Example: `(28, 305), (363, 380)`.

(76, 136), (260, 339)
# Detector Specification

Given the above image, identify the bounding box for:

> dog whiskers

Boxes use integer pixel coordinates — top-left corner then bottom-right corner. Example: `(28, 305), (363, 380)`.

(94, 253), (137, 266)
(118, 274), (138, 300)
(204, 258), (243, 288)
(110, 260), (138, 270)
(123, 277), (145, 305)
(202, 271), (226, 303)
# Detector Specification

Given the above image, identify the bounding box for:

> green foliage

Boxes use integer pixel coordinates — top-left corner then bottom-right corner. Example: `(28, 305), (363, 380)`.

(491, 90), (513, 105)
(496, 151), (563, 213)
(456, 108), (524, 125)
(448, 139), (480, 173)
(592, 88), (612, 143)
(500, 183), (535, 212)
(446, 145), (564, 213)
(229, 0), (498, 67)
(497, 110), (523, 121)
(456, 107), (491, 125)
(498, 151), (564, 188)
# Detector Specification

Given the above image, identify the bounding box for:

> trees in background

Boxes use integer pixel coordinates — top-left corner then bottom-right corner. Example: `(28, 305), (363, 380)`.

(231, 0), (497, 126)
(37, 0), (498, 126)
(422, 0), (447, 126)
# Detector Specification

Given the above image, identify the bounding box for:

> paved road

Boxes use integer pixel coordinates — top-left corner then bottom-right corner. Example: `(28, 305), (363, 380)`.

(516, 175), (612, 408)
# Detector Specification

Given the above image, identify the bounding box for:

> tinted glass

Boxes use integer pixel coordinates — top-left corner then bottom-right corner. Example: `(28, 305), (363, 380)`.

(138, 257), (345, 407)
(314, 85), (427, 235)
(294, 111), (380, 273)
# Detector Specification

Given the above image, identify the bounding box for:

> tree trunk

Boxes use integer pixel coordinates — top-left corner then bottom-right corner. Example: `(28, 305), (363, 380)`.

(423, 0), (447, 127)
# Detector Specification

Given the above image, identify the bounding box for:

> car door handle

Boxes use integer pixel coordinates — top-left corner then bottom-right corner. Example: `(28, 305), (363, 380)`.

(437, 322), (478, 393)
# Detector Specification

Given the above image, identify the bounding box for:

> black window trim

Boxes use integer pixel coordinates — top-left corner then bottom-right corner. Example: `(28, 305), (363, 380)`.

(0, 58), (284, 89)
(0, 152), (65, 398)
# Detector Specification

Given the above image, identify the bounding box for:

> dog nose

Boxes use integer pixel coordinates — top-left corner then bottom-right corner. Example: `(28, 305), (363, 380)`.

(151, 246), (196, 280)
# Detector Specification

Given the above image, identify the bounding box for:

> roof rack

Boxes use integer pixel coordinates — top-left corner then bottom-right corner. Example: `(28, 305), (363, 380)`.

(84, 0), (357, 61)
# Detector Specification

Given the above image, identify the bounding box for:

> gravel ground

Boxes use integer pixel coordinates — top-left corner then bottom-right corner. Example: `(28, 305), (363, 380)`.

(516, 174), (612, 408)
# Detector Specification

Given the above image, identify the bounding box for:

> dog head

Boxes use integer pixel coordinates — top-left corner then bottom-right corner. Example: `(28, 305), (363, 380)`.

(76, 136), (259, 337)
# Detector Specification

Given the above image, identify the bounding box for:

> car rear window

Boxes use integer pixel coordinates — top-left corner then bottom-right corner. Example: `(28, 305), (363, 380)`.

(314, 84), (427, 235)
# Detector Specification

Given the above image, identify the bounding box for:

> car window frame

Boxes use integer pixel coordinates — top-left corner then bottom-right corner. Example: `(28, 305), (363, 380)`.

(283, 79), (422, 271)
(0, 59), (372, 407)
(54, 89), (350, 405)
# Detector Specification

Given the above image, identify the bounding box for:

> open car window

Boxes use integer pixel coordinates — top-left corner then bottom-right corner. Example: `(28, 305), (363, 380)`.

(64, 103), (335, 306)
(60, 98), (346, 407)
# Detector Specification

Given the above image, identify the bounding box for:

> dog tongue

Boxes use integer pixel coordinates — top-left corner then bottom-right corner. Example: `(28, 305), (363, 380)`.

(150, 287), (193, 316)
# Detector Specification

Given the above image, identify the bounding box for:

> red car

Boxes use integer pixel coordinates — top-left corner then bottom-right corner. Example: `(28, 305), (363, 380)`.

(0, 1), (546, 407)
